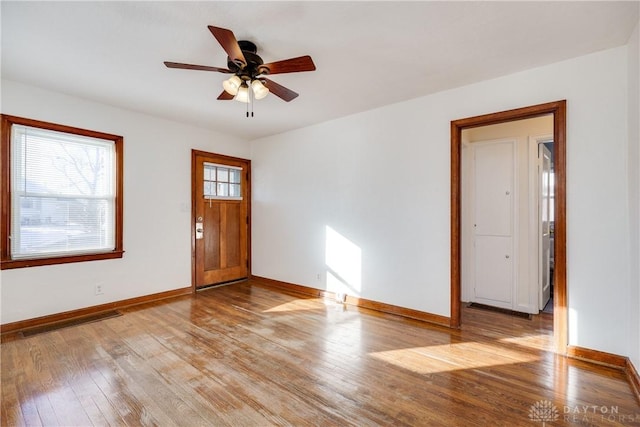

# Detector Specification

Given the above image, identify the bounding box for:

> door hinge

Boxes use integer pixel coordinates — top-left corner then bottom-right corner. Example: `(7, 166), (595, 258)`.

(246, 216), (249, 224)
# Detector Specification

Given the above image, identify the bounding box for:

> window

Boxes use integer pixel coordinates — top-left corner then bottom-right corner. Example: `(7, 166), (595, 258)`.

(1, 115), (124, 269)
(203, 162), (242, 200)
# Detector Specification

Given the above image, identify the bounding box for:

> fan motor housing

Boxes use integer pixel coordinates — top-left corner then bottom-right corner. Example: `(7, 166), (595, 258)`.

(227, 40), (269, 78)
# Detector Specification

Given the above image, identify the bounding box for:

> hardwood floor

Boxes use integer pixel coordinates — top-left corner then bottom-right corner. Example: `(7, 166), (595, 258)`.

(2, 280), (639, 426)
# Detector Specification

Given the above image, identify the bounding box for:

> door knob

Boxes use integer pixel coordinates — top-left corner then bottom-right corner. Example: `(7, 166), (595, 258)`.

(195, 222), (204, 239)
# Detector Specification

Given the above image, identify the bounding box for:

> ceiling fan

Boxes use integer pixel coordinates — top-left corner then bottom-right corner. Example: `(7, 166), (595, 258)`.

(164, 25), (316, 111)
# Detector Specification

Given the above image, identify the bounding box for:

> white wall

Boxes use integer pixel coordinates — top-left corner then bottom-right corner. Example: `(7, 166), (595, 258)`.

(251, 45), (632, 357)
(0, 79), (250, 324)
(627, 20), (640, 369)
(461, 117), (554, 314)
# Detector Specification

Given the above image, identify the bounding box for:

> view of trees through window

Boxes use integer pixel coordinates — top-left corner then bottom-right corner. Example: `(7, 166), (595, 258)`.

(10, 124), (115, 259)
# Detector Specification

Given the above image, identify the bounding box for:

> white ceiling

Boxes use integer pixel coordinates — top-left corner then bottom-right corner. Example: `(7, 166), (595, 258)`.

(2, 1), (638, 140)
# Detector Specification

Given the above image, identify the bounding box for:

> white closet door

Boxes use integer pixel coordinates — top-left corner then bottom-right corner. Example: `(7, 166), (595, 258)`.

(473, 141), (514, 309)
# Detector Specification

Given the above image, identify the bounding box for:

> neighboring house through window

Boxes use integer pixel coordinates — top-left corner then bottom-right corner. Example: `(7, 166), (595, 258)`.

(1, 115), (124, 269)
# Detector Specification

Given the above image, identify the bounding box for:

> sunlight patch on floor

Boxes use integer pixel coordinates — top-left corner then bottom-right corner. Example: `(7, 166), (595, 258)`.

(263, 299), (320, 313)
(369, 341), (540, 374)
(498, 334), (553, 352)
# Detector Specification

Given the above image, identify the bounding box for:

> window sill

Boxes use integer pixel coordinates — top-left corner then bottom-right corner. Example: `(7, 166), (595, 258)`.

(0, 250), (125, 270)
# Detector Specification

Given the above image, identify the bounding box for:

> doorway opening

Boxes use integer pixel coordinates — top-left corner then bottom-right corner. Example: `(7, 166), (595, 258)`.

(450, 100), (567, 353)
(460, 117), (553, 316)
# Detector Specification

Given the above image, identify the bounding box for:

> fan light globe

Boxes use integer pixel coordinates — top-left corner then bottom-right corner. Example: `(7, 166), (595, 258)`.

(234, 84), (250, 103)
(251, 80), (269, 100)
(223, 75), (242, 96)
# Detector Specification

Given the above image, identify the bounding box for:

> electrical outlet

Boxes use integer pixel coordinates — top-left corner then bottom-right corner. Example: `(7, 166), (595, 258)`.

(95, 284), (104, 295)
(316, 273), (321, 281)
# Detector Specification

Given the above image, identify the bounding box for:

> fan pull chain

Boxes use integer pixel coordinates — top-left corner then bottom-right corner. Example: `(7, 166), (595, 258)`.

(251, 83), (255, 117)
(245, 82), (255, 118)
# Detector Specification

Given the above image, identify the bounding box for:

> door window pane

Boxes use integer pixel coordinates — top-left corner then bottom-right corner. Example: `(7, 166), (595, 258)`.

(203, 163), (242, 200)
(230, 169), (241, 184)
(217, 168), (229, 183)
(230, 184), (241, 197)
(217, 182), (229, 197)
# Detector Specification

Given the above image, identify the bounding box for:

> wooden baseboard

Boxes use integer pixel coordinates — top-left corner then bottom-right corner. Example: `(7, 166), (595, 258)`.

(250, 276), (331, 298)
(345, 295), (451, 327)
(566, 345), (627, 368)
(567, 345), (640, 403)
(627, 358), (640, 404)
(0, 287), (193, 335)
(250, 275), (451, 327)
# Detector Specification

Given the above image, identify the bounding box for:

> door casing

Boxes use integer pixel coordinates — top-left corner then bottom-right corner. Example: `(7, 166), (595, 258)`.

(451, 100), (567, 353)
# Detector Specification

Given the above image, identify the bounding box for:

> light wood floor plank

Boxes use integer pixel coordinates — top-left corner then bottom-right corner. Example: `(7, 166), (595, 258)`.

(2, 280), (639, 426)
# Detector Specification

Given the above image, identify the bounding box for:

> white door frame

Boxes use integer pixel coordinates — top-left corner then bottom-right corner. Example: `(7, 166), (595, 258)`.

(528, 135), (554, 311)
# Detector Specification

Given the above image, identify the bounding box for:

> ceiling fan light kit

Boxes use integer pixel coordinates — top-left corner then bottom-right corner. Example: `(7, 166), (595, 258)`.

(222, 75), (242, 96)
(234, 83), (250, 103)
(164, 25), (316, 116)
(221, 76), (269, 103)
(251, 79), (269, 100)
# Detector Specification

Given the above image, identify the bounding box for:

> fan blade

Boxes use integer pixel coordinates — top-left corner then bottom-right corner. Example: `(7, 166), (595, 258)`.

(208, 26), (246, 67)
(261, 55), (316, 75)
(262, 78), (299, 102)
(164, 61), (232, 73)
(217, 91), (235, 100)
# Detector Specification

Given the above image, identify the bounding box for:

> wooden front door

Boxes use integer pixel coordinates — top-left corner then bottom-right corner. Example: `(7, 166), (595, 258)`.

(192, 150), (250, 288)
